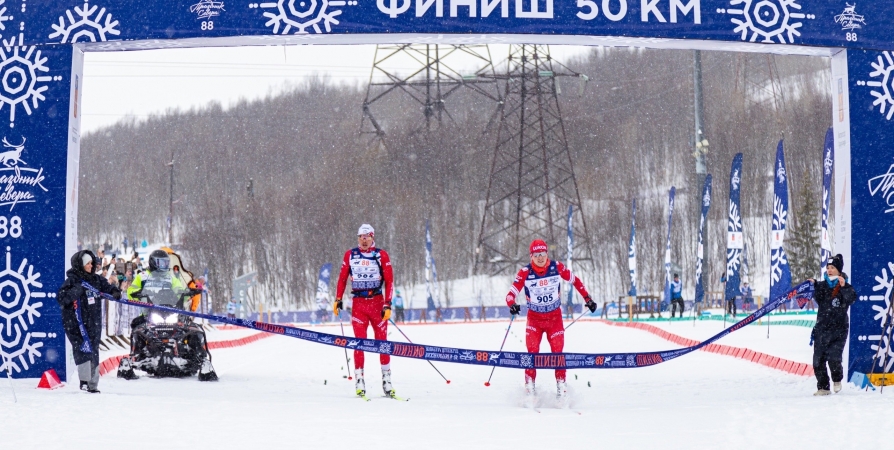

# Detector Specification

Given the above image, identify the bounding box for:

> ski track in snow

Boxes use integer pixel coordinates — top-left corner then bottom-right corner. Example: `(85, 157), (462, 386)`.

(1, 321), (892, 449)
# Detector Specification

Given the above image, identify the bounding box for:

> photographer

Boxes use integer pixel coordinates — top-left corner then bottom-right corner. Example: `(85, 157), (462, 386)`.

(809, 254), (856, 396)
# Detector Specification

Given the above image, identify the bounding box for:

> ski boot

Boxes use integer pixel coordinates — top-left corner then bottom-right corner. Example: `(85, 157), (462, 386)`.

(813, 389), (831, 396)
(198, 359), (219, 382)
(116, 356), (139, 380)
(833, 382), (842, 393)
(355, 369), (366, 397)
(556, 381), (568, 400)
(382, 368), (395, 398)
(524, 381), (536, 409)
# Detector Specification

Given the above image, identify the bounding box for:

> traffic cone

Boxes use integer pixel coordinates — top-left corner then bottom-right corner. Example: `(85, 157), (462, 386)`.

(37, 369), (64, 390)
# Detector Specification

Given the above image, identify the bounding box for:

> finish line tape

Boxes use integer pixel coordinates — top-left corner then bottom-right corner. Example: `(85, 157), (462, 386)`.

(84, 281), (813, 370)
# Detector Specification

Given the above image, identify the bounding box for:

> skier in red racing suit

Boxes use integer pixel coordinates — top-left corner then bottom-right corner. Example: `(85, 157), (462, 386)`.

(505, 239), (597, 399)
(334, 224), (396, 398)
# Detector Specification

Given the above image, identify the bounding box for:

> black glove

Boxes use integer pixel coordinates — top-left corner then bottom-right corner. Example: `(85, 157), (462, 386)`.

(509, 303), (521, 315)
(584, 296), (597, 313)
(112, 288), (122, 300)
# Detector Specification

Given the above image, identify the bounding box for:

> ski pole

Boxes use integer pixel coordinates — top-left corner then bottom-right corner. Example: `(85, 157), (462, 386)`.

(564, 308), (590, 331)
(0, 349), (16, 403)
(339, 313), (352, 380)
(389, 319), (450, 384)
(484, 315), (516, 387)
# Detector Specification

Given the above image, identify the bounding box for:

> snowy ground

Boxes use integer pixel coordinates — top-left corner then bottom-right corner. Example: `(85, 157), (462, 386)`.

(2, 318), (893, 449)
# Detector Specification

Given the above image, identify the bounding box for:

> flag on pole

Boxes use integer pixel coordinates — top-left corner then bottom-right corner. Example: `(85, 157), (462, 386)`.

(425, 220), (440, 311)
(725, 153), (744, 302)
(628, 199), (637, 297)
(770, 140), (793, 302)
(316, 263), (332, 302)
(820, 128), (834, 274)
(663, 187), (676, 305)
(694, 175), (712, 304)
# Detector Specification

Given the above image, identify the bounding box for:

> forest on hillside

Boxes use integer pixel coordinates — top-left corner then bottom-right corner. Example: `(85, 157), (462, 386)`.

(78, 47), (831, 312)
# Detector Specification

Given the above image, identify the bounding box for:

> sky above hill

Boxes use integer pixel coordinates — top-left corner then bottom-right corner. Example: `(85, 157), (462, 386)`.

(81, 44), (591, 134)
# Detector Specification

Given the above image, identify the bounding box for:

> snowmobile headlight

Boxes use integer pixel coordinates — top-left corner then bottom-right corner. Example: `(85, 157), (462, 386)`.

(164, 314), (179, 324)
(150, 313), (165, 324)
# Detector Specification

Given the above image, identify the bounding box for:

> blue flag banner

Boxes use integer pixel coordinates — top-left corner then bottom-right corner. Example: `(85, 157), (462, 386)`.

(628, 199), (637, 297)
(425, 220), (440, 311)
(316, 263), (332, 301)
(695, 175), (713, 304)
(566, 205), (574, 307)
(820, 128), (834, 274)
(725, 153), (744, 301)
(663, 187), (676, 305)
(770, 141), (793, 303)
(86, 280), (814, 371)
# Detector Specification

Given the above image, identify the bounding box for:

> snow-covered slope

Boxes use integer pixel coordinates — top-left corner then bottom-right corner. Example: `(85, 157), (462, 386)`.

(4, 320), (891, 449)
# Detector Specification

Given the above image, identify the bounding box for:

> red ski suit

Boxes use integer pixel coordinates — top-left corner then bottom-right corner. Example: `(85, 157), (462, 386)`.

(506, 260), (589, 383)
(335, 246), (393, 370)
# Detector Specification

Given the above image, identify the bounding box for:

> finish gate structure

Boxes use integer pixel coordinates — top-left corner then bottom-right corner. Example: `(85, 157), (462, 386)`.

(0, 0), (891, 381)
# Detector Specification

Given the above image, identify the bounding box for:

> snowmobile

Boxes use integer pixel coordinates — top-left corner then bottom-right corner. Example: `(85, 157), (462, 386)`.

(117, 283), (219, 382)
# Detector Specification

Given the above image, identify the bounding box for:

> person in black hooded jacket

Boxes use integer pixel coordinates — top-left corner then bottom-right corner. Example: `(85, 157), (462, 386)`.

(809, 254), (856, 396)
(57, 250), (121, 393)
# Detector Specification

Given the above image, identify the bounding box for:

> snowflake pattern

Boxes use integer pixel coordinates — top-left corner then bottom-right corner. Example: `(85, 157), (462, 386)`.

(0, 247), (48, 374)
(48, 1), (120, 43)
(250, 0), (358, 35)
(869, 262), (894, 372)
(0, 34), (57, 128)
(695, 215), (705, 281)
(718, 0), (816, 44)
(0, 1), (11, 33)
(726, 200), (743, 277)
(520, 354), (532, 368)
(770, 195), (788, 285)
(857, 51), (894, 120)
(378, 341), (392, 354)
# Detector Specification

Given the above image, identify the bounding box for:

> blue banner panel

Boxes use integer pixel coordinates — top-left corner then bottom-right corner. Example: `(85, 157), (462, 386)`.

(694, 174), (711, 304)
(769, 140), (791, 302)
(11, 1), (894, 52)
(819, 128), (833, 275)
(627, 198), (636, 297)
(0, 43), (73, 380)
(724, 153), (743, 301)
(847, 50), (894, 377)
(663, 186), (675, 304)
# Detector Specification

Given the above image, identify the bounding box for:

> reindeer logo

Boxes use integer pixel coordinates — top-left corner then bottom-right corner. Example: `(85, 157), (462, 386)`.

(0, 138), (26, 167)
(834, 3), (866, 31)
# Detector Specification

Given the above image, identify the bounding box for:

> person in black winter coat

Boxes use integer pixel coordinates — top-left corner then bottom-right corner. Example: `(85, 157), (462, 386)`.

(809, 254), (856, 396)
(56, 250), (121, 393)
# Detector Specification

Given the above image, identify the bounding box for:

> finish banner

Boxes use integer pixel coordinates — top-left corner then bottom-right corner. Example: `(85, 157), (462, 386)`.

(85, 281), (813, 371)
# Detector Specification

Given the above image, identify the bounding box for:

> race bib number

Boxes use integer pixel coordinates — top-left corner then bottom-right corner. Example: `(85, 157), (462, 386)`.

(350, 258), (382, 291)
(526, 275), (561, 313)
